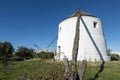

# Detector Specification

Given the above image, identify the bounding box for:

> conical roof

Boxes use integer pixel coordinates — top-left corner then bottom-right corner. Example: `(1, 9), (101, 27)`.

(69, 9), (95, 18)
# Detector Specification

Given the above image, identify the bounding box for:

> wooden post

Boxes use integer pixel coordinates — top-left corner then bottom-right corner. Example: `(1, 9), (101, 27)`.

(71, 14), (80, 80)
(78, 60), (87, 80)
(63, 10), (89, 80)
(58, 46), (61, 60)
(63, 57), (71, 80)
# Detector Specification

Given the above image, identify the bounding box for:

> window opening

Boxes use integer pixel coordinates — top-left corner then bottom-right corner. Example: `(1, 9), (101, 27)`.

(59, 27), (61, 32)
(93, 22), (97, 28)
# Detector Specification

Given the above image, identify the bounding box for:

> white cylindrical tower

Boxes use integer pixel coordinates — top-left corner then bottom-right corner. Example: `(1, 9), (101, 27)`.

(55, 10), (110, 61)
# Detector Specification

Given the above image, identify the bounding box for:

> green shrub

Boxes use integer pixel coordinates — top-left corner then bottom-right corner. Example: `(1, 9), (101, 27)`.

(14, 46), (35, 59)
(110, 54), (120, 61)
(37, 51), (54, 59)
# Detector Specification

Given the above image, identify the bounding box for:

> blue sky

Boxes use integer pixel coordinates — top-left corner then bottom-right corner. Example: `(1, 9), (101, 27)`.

(0, 0), (120, 52)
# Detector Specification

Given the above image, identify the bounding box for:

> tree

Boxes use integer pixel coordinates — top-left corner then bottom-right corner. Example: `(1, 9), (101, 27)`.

(0, 41), (14, 71)
(14, 46), (35, 59)
(0, 41), (14, 57)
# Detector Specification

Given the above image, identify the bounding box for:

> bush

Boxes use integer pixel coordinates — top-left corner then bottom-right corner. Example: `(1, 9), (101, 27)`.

(110, 54), (120, 61)
(14, 46), (35, 60)
(0, 41), (14, 72)
(37, 51), (54, 59)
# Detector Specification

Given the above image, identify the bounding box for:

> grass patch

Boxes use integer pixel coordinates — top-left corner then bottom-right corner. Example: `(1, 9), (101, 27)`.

(0, 60), (120, 80)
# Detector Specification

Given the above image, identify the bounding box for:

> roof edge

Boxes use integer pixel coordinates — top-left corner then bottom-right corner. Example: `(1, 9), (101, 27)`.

(69, 9), (96, 18)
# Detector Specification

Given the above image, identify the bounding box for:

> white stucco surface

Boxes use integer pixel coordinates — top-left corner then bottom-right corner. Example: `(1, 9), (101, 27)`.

(56, 16), (110, 62)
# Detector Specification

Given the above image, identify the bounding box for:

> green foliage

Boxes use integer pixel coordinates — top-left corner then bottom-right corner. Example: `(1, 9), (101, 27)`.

(0, 60), (120, 80)
(14, 46), (35, 59)
(0, 41), (14, 72)
(37, 51), (54, 59)
(0, 60), (65, 80)
(84, 62), (120, 80)
(110, 54), (120, 61)
(0, 41), (14, 58)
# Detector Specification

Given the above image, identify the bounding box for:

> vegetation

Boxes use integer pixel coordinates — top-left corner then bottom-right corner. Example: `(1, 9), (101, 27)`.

(14, 47), (54, 60)
(110, 54), (120, 61)
(14, 46), (35, 60)
(0, 41), (55, 61)
(37, 51), (54, 59)
(0, 41), (120, 80)
(0, 60), (120, 80)
(84, 61), (120, 80)
(0, 42), (14, 57)
(0, 59), (64, 80)
(0, 41), (14, 72)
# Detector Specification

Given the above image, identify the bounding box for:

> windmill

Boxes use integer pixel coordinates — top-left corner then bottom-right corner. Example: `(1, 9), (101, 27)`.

(56, 9), (110, 61)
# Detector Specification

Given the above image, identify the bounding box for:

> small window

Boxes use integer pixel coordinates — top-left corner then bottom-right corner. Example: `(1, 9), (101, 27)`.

(58, 46), (61, 48)
(59, 27), (61, 32)
(93, 22), (97, 28)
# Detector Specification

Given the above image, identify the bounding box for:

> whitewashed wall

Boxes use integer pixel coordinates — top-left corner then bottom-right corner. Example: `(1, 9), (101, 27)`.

(56, 16), (110, 61)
